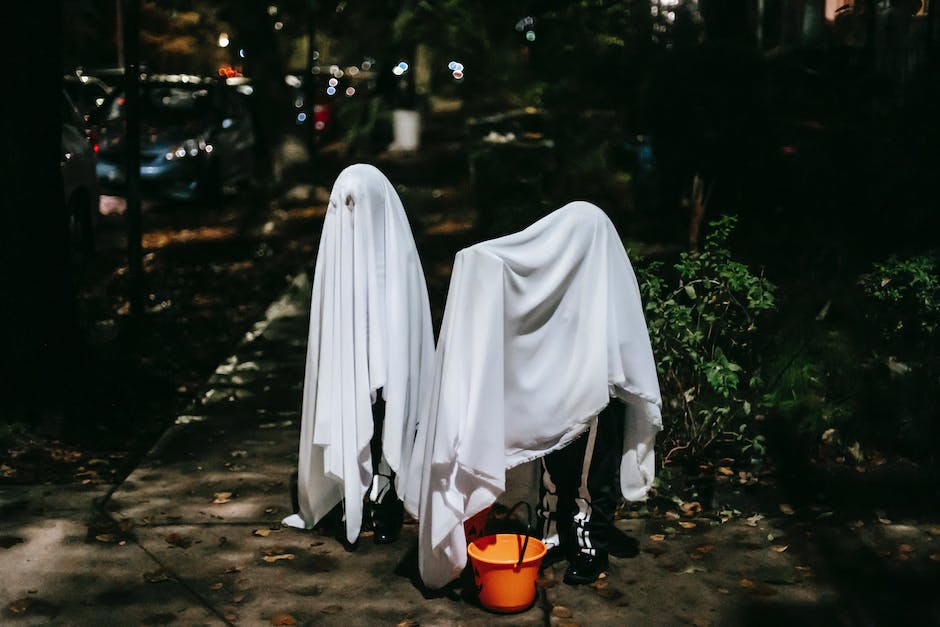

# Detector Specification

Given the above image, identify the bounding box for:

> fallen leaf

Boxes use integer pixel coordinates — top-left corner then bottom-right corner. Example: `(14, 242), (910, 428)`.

(717, 587), (729, 594)
(210, 582), (224, 591)
(739, 578), (754, 588)
(95, 533), (116, 543)
(927, 527), (940, 536)
(779, 504), (795, 515)
(694, 545), (713, 554)
(262, 553), (295, 563)
(224, 565), (242, 573)
(144, 569), (170, 583)
(677, 565), (705, 575)
(898, 544), (914, 555)
(254, 529), (271, 537)
(679, 521), (697, 529)
(321, 604), (343, 614)
(771, 545), (789, 553)
(396, 620), (419, 627)
(271, 613), (297, 626)
(232, 594), (246, 604)
(717, 466), (734, 476)
(745, 514), (764, 527)
(213, 492), (233, 504)
(165, 533), (192, 549)
(649, 534), (666, 542)
(552, 605), (573, 618)
(929, 553), (940, 562)
(665, 511), (681, 521)
(224, 613), (237, 622)
(680, 501), (702, 515)
(7, 598), (30, 614)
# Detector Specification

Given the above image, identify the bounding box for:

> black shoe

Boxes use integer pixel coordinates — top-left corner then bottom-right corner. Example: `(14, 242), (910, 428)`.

(541, 544), (569, 568)
(371, 498), (404, 544)
(563, 552), (609, 585)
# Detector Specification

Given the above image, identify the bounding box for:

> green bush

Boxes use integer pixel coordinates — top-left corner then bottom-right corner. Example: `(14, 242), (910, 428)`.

(635, 216), (776, 465)
(856, 252), (940, 457)
(858, 253), (940, 361)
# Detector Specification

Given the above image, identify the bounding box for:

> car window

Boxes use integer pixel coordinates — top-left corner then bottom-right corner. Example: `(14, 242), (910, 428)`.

(62, 92), (84, 129)
(105, 85), (213, 124)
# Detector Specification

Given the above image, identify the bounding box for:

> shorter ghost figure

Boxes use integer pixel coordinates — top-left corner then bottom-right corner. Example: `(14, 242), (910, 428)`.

(283, 164), (434, 545)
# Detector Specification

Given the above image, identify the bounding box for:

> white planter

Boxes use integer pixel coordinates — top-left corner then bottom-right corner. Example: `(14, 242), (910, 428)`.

(391, 109), (421, 152)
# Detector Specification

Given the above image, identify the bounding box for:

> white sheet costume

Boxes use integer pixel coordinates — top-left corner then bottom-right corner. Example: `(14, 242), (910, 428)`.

(403, 201), (662, 589)
(283, 164), (435, 543)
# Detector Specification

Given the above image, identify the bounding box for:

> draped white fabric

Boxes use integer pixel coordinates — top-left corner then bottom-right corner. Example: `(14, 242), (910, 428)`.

(403, 202), (662, 589)
(282, 164), (435, 543)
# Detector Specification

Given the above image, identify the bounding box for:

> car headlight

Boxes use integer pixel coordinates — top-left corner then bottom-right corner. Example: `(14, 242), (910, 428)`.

(165, 138), (203, 160)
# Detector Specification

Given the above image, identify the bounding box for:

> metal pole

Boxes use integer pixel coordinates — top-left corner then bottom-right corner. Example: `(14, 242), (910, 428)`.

(306, 0), (317, 157)
(123, 0), (144, 322)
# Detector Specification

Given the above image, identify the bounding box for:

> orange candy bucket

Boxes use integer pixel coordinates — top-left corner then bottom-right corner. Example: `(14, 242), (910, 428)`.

(465, 502), (546, 613)
(468, 533), (547, 613)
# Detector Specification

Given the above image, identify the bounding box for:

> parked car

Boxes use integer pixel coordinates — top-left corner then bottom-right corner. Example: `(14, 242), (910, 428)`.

(63, 73), (110, 122)
(94, 75), (256, 202)
(62, 91), (98, 256)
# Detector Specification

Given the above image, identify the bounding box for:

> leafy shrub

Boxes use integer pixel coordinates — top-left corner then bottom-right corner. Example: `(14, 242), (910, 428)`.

(858, 253), (940, 363)
(635, 216), (776, 465)
(856, 252), (940, 457)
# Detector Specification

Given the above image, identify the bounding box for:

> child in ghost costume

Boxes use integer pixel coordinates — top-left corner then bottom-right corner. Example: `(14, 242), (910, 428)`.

(282, 164), (435, 545)
(402, 201), (662, 588)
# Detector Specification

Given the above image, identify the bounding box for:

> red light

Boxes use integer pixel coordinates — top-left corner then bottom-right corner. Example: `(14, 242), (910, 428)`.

(118, 97), (125, 105)
(93, 144), (100, 153)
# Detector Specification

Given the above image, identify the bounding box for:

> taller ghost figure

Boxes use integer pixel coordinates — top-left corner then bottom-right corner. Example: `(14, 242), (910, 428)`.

(403, 201), (662, 589)
(283, 164), (434, 544)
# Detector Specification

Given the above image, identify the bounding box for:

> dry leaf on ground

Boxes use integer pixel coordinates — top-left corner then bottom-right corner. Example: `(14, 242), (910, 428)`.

(745, 514), (764, 527)
(7, 598), (30, 614)
(165, 533), (192, 549)
(213, 492), (233, 504)
(271, 613), (297, 626)
(552, 605), (573, 618)
(649, 534), (666, 542)
(95, 533), (116, 543)
(321, 604), (343, 614)
(254, 529), (271, 537)
(771, 545), (789, 553)
(681, 501), (702, 515)
(210, 582), (224, 591)
(679, 521), (697, 529)
(717, 466), (734, 476)
(779, 504), (795, 515)
(262, 553), (295, 563)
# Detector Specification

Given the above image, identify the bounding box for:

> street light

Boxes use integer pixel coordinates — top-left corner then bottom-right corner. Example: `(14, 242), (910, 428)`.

(218, 32), (230, 48)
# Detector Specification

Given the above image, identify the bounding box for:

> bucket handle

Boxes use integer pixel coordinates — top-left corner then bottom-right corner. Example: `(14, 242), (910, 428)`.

(507, 501), (536, 569)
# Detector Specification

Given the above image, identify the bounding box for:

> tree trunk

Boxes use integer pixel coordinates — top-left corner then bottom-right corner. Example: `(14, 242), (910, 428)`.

(1, 1), (78, 427)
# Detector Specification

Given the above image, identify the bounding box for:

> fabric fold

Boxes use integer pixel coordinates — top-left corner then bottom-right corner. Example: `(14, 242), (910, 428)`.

(403, 201), (663, 588)
(284, 164), (434, 543)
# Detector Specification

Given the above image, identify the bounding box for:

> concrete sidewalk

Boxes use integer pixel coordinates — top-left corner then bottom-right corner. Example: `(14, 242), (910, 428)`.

(3, 272), (849, 626)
